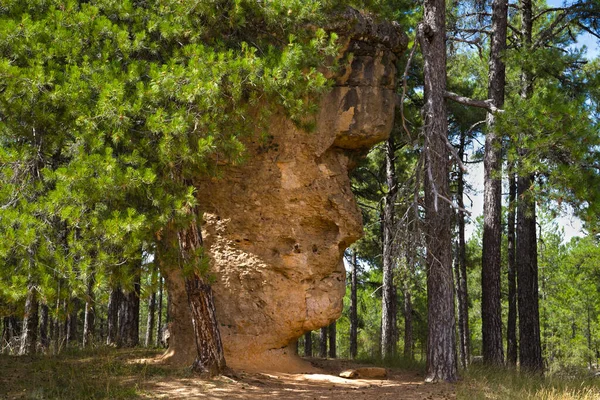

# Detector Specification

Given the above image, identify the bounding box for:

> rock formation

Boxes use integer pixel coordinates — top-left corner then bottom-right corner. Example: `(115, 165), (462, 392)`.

(162, 9), (407, 372)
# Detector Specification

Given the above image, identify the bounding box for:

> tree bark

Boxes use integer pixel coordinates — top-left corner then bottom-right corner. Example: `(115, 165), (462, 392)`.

(39, 304), (49, 352)
(119, 263), (141, 348)
(304, 331), (313, 357)
(481, 0), (507, 367)
(516, 174), (543, 372)
(455, 132), (470, 369)
(146, 291), (157, 347)
(107, 286), (122, 346)
(157, 203), (226, 376)
(328, 322), (337, 359)
(2, 316), (18, 354)
(419, 0), (458, 381)
(66, 298), (79, 347)
(506, 170), (518, 366)
(350, 250), (358, 360)
(403, 282), (414, 360)
(516, 0), (543, 374)
(19, 279), (39, 355)
(319, 326), (328, 358)
(156, 274), (163, 346)
(83, 272), (96, 348)
(175, 216), (226, 376)
(381, 137), (398, 360)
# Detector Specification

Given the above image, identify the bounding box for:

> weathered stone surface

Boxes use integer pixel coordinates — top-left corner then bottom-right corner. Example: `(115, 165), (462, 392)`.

(339, 367), (388, 379)
(339, 369), (359, 379)
(162, 9), (406, 372)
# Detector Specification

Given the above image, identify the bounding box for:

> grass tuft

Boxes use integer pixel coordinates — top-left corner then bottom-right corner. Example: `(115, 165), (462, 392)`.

(457, 365), (600, 400)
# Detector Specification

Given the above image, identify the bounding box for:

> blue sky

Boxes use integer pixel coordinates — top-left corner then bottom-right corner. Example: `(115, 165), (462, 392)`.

(547, 0), (599, 59)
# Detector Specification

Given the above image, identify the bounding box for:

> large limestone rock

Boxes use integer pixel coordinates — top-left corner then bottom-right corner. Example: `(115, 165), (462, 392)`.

(163, 9), (406, 372)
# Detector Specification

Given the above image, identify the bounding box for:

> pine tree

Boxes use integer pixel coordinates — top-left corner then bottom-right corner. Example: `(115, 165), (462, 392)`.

(419, 0), (458, 382)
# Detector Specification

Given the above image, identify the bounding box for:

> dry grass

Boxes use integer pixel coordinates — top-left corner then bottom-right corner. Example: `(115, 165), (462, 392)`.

(457, 365), (600, 400)
(0, 347), (175, 399)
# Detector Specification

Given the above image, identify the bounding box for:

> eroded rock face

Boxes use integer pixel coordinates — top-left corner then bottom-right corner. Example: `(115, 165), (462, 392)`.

(163, 10), (406, 372)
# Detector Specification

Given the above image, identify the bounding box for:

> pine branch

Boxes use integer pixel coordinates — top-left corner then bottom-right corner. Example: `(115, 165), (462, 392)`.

(443, 91), (502, 113)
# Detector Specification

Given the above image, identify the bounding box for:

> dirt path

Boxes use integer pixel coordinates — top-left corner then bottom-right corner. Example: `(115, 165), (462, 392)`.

(143, 359), (456, 400)
(0, 351), (455, 399)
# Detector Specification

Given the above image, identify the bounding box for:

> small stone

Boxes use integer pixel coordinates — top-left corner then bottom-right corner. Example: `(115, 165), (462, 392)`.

(340, 369), (359, 379)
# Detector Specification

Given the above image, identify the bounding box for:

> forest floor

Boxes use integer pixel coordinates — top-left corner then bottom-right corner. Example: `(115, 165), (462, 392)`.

(0, 348), (455, 399)
(3, 348), (600, 399)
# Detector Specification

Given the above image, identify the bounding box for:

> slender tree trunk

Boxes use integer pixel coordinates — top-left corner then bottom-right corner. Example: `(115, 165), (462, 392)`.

(304, 331), (313, 357)
(107, 286), (122, 346)
(516, 0), (543, 374)
(67, 298), (79, 347)
(350, 251), (358, 360)
(39, 304), (49, 352)
(328, 322), (336, 359)
(420, 0), (457, 382)
(456, 133), (470, 369)
(2, 316), (18, 354)
(119, 265), (141, 348)
(146, 292), (157, 347)
(319, 326), (328, 358)
(1, 317), (8, 354)
(381, 137), (398, 360)
(83, 272), (96, 348)
(19, 279), (39, 355)
(156, 275), (163, 346)
(403, 282), (414, 360)
(506, 169), (518, 366)
(481, 0), (508, 367)
(53, 280), (61, 353)
(587, 301), (593, 369)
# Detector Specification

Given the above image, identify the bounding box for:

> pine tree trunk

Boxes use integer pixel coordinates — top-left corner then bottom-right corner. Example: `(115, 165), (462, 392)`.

(83, 272), (96, 348)
(156, 275), (163, 346)
(481, 0), (508, 367)
(39, 304), (49, 352)
(419, 0), (457, 381)
(456, 134), (470, 368)
(516, 0), (543, 374)
(516, 174), (543, 372)
(319, 326), (328, 358)
(107, 286), (122, 346)
(304, 331), (313, 357)
(1, 317), (8, 354)
(2, 316), (19, 354)
(146, 291), (157, 347)
(350, 251), (358, 360)
(157, 203), (226, 376)
(506, 170), (518, 366)
(19, 280), (39, 355)
(404, 224), (417, 361)
(381, 137), (398, 360)
(67, 298), (79, 347)
(176, 216), (226, 376)
(328, 322), (336, 359)
(119, 265), (141, 348)
(403, 283), (414, 360)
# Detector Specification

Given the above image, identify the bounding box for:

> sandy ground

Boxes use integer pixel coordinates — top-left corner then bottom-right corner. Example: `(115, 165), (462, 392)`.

(0, 352), (456, 399)
(142, 358), (456, 400)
